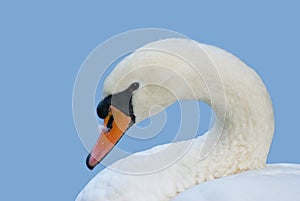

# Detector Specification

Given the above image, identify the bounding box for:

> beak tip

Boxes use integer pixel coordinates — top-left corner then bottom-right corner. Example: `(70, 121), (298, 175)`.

(86, 154), (97, 170)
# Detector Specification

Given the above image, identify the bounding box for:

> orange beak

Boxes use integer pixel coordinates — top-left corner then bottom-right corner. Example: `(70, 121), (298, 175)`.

(86, 105), (132, 170)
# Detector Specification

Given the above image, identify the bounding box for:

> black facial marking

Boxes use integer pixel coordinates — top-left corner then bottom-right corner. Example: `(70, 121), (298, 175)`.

(97, 95), (112, 119)
(110, 82), (139, 117)
(96, 82), (139, 122)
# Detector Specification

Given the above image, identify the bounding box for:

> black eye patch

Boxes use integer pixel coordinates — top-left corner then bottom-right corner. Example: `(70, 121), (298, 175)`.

(96, 82), (139, 120)
(110, 82), (139, 116)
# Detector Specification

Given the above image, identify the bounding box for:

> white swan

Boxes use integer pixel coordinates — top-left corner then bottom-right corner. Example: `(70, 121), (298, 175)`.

(76, 38), (300, 201)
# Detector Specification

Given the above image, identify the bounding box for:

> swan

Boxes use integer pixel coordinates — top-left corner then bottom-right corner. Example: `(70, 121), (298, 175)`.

(76, 38), (300, 201)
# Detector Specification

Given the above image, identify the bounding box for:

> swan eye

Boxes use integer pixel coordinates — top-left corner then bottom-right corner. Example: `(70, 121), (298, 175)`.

(128, 82), (139, 92)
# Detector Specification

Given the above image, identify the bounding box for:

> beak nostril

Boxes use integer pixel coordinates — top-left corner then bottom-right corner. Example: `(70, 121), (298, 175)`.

(106, 115), (114, 131)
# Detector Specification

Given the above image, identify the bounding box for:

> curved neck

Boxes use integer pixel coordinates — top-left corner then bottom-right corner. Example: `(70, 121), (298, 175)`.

(105, 39), (274, 169)
(194, 45), (274, 169)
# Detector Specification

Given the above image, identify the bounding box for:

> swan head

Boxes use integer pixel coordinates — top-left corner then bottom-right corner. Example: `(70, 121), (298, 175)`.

(86, 70), (183, 169)
(87, 68), (181, 170)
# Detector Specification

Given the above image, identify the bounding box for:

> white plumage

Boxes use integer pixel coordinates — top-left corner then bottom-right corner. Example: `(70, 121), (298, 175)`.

(172, 164), (300, 201)
(76, 39), (299, 201)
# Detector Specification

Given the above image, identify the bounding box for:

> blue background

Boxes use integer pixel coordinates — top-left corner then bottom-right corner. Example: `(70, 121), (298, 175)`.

(1, 1), (299, 200)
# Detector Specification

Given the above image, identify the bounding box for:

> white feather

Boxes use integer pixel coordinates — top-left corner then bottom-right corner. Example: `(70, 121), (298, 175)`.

(76, 39), (298, 201)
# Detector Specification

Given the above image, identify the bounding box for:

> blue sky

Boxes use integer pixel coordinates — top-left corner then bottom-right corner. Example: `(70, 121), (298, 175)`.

(1, 1), (300, 200)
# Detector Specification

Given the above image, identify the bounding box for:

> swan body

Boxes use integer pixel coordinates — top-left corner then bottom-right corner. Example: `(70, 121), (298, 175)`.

(75, 39), (297, 201)
(172, 164), (300, 201)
